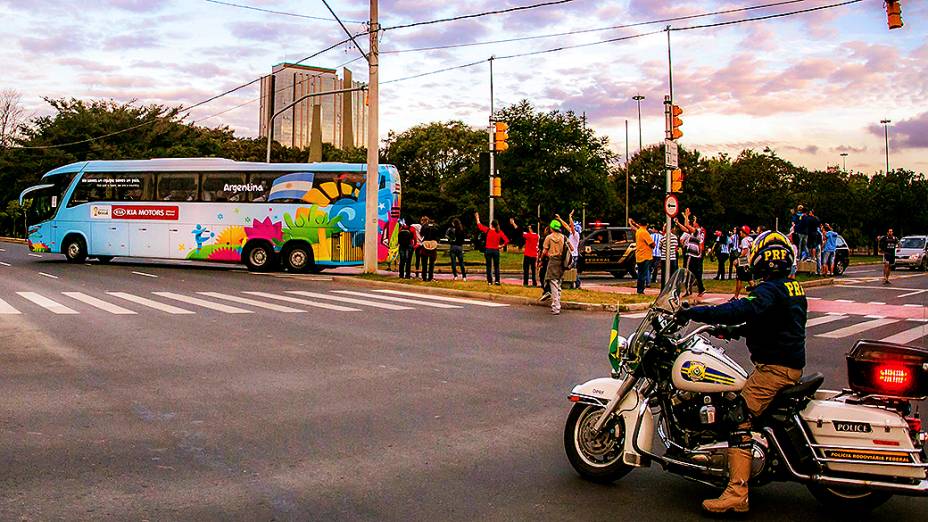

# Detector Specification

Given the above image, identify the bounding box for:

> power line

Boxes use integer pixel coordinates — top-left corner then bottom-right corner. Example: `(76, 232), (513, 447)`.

(12, 36), (362, 150)
(382, 0), (810, 55)
(382, 0), (579, 31)
(672, 0), (862, 31)
(201, 0), (366, 24)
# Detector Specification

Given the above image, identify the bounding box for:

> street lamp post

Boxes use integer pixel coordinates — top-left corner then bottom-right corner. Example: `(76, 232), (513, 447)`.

(880, 119), (891, 174)
(840, 152), (848, 173)
(632, 94), (645, 154)
(265, 87), (367, 163)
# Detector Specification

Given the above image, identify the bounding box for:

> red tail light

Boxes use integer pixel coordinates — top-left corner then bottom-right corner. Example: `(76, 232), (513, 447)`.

(876, 365), (910, 388)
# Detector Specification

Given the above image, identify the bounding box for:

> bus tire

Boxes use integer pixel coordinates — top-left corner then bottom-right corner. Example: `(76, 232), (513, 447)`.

(282, 241), (314, 274)
(243, 241), (277, 272)
(63, 235), (87, 263)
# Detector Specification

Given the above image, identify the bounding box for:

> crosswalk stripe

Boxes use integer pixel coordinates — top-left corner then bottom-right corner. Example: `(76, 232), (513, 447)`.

(152, 292), (253, 314)
(286, 291), (412, 311)
(62, 292), (137, 315)
(0, 297), (21, 314)
(197, 292), (306, 313)
(331, 290), (462, 309)
(107, 292), (195, 314)
(881, 324), (928, 345)
(806, 315), (847, 327)
(17, 292), (78, 314)
(372, 289), (509, 307)
(244, 291), (360, 312)
(817, 318), (898, 339)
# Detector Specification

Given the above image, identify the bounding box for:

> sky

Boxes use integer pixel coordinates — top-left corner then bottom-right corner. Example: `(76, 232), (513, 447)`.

(1, 0), (926, 174)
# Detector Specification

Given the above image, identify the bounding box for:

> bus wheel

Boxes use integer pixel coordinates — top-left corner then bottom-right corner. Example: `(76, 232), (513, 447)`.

(63, 236), (87, 263)
(282, 242), (314, 274)
(243, 242), (276, 272)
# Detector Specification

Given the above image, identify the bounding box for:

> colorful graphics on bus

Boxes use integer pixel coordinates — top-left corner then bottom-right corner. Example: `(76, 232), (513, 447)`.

(22, 161), (400, 267)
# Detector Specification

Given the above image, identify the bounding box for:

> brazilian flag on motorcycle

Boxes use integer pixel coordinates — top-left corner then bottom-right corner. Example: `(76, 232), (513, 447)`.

(608, 312), (622, 372)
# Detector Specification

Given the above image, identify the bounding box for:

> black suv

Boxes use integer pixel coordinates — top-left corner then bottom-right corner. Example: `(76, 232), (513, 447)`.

(576, 226), (638, 278)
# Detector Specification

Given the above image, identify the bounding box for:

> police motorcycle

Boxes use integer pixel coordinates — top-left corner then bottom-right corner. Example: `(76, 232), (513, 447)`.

(564, 269), (928, 510)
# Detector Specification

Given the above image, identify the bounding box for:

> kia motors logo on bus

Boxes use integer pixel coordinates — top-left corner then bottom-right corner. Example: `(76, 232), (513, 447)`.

(111, 205), (179, 220)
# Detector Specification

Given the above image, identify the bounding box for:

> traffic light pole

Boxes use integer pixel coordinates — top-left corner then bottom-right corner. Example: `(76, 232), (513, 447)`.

(488, 56), (495, 224)
(663, 26), (674, 288)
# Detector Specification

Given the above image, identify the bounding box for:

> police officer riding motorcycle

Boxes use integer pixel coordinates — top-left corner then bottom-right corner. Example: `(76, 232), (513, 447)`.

(564, 232), (928, 513)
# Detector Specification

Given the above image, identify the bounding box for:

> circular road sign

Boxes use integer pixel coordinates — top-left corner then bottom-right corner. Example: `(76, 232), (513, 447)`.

(664, 194), (680, 218)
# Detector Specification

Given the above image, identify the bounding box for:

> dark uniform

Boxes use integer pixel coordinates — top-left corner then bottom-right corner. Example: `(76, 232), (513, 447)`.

(684, 277), (807, 416)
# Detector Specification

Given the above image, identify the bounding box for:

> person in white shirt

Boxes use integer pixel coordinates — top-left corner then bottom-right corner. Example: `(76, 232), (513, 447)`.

(650, 225), (663, 284)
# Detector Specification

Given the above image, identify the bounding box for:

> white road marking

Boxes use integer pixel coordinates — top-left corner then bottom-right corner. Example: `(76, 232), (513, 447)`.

(0, 298), (21, 314)
(881, 324), (928, 345)
(131, 271), (158, 278)
(27, 253), (42, 258)
(807, 297), (821, 301)
(0, 248), (5, 251)
(903, 304), (923, 308)
(622, 312), (647, 319)
(332, 290), (462, 309)
(62, 292), (137, 315)
(826, 312), (846, 316)
(817, 318), (898, 339)
(286, 290), (412, 310)
(372, 289), (510, 307)
(867, 301), (886, 305)
(907, 318), (928, 323)
(0, 261), (10, 267)
(16, 292), (78, 314)
(152, 292), (253, 314)
(806, 315), (847, 327)
(897, 289), (928, 298)
(107, 292), (195, 314)
(864, 315), (886, 319)
(835, 299), (854, 303)
(38, 272), (58, 279)
(244, 291), (359, 312)
(197, 292), (306, 313)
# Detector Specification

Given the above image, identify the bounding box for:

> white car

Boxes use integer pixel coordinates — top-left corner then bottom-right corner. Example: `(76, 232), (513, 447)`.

(894, 235), (927, 270)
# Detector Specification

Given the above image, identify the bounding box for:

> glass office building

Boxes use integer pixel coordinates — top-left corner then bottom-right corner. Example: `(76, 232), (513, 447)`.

(258, 63), (367, 153)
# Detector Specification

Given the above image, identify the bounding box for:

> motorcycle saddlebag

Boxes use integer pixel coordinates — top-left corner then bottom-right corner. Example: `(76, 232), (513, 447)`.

(846, 340), (928, 399)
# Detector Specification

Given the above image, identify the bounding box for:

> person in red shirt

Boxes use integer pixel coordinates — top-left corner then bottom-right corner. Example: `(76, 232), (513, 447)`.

(512, 218), (539, 286)
(475, 211), (509, 285)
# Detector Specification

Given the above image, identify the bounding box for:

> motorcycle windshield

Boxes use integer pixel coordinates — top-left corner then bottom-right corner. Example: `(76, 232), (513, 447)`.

(624, 269), (698, 371)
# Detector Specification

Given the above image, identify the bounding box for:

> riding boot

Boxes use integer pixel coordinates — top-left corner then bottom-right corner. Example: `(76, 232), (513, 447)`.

(702, 448), (751, 514)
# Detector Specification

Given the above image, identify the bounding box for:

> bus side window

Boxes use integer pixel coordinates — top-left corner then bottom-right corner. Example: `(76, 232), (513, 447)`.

(68, 173), (114, 206)
(248, 173), (279, 202)
(202, 172), (246, 202)
(156, 173), (198, 201)
(115, 173), (151, 201)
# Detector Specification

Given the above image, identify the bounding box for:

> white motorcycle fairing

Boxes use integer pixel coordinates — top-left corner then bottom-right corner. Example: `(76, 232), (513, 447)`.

(570, 377), (654, 467)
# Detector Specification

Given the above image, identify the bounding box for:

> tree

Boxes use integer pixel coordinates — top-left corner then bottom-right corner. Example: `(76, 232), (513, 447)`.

(0, 90), (26, 148)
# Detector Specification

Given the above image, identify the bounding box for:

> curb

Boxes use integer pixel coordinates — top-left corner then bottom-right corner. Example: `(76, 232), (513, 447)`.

(802, 278), (835, 288)
(330, 276), (652, 312)
(0, 237), (26, 244)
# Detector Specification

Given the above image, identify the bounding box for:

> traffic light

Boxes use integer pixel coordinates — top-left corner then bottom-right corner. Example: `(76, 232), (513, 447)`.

(490, 176), (502, 198)
(494, 121), (509, 152)
(670, 105), (683, 140)
(886, 1), (903, 30)
(671, 169), (684, 192)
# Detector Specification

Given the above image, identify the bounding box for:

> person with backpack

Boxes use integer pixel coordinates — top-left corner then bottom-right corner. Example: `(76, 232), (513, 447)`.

(446, 218), (467, 281)
(541, 219), (574, 315)
(475, 211), (509, 285)
(537, 225), (552, 300)
(396, 219), (414, 279)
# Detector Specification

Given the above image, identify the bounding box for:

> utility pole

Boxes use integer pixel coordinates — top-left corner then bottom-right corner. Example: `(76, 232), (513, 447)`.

(363, 0), (379, 273)
(880, 119), (891, 174)
(633, 94), (645, 153)
(488, 56), (495, 224)
(840, 152), (848, 173)
(625, 119), (629, 224)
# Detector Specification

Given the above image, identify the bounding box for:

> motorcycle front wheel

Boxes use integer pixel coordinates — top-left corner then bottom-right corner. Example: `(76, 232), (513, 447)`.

(807, 484), (892, 512)
(564, 403), (634, 483)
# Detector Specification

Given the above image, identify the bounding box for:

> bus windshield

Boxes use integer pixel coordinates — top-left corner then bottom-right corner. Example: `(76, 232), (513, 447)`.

(21, 173), (75, 226)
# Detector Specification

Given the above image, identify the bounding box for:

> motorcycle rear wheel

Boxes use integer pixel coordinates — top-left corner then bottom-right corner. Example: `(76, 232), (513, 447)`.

(807, 484), (892, 512)
(564, 403), (634, 483)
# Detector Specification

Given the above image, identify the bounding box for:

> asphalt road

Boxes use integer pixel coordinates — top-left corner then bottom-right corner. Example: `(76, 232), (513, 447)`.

(0, 242), (925, 521)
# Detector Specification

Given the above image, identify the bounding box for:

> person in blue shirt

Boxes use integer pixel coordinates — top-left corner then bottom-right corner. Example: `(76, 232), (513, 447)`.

(678, 231), (806, 514)
(821, 224), (839, 276)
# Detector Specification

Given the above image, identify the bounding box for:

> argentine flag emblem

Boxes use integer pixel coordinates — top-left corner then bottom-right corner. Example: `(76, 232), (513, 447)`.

(268, 172), (315, 201)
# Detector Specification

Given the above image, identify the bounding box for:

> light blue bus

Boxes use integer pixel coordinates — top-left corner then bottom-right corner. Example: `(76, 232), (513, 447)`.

(19, 158), (402, 272)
